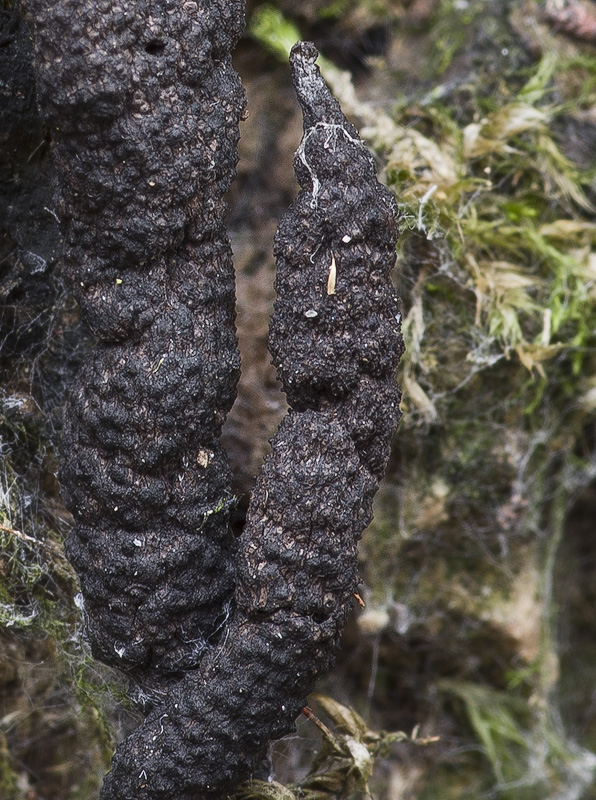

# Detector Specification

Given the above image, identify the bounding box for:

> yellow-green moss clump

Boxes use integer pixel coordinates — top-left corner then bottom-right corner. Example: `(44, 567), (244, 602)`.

(0, 395), (122, 797)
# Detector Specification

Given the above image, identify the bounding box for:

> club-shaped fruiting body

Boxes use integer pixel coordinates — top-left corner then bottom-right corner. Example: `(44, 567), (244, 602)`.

(23, 1), (403, 795)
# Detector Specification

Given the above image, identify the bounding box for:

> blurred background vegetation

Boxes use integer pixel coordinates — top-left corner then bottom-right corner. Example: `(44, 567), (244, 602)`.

(2, 0), (596, 798)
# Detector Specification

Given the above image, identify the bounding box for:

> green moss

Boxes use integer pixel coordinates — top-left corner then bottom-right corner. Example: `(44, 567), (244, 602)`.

(440, 681), (532, 784)
(0, 394), (118, 795)
(249, 6), (303, 61)
(429, 0), (481, 75)
(316, 0), (352, 20)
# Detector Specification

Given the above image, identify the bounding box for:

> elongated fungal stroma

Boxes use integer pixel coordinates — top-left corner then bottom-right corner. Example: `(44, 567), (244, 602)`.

(23, 1), (404, 796)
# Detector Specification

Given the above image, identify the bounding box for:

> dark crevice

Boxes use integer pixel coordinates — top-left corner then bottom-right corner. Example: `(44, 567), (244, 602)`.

(144, 39), (165, 55)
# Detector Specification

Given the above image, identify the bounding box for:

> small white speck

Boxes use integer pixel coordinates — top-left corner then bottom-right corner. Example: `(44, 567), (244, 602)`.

(327, 254), (337, 295)
(342, 234), (352, 243)
(134, 538), (142, 547)
(305, 309), (318, 318)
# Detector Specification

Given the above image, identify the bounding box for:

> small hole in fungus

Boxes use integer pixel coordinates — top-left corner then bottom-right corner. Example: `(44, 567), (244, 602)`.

(145, 40), (165, 56)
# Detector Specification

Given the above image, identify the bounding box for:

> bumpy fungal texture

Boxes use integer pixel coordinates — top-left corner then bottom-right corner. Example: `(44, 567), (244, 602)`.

(23, 0), (246, 678)
(99, 42), (404, 800)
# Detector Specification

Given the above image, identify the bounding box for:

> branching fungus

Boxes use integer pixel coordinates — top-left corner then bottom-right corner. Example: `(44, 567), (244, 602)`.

(23, 2), (403, 797)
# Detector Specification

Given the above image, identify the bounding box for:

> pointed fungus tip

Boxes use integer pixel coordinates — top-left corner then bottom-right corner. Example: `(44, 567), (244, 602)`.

(289, 41), (345, 130)
(290, 40), (319, 65)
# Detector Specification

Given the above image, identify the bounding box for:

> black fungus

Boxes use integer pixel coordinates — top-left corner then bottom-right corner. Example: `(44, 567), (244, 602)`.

(22, 0), (246, 678)
(100, 42), (404, 800)
(24, 1), (403, 794)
